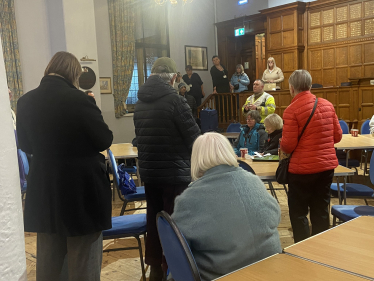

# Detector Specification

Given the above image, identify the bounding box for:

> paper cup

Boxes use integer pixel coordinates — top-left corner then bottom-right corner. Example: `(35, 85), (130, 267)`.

(352, 129), (359, 137)
(240, 148), (248, 159)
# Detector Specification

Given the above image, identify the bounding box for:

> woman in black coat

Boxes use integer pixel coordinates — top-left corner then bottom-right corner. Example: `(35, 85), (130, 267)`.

(210, 55), (230, 93)
(260, 113), (283, 155)
(17, 51), (113, 280)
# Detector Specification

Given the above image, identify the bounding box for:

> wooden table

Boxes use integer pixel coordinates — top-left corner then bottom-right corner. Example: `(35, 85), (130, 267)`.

(238, 158), (354, 180)
(221, 132), (240, 139)
(284, 216), (374, 280)
(239, 158), (354, 203)
(335, 134), (374, 167)
(215, 254), (365, 280)
(101, 143), (140, 185)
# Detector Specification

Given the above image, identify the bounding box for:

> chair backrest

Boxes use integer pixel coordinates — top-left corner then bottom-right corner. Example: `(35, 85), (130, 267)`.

(238, 160), (256, 174)
(17, 149), (29, 192)
(311, 83), (323, 88)
(107, 149), (120, 188)
(339, 120), (349, 134)
(156, 211), (201, 281)
(226, 123), (241, 133)
(361, 119), (370, 134)
(369, 151), (374, 185)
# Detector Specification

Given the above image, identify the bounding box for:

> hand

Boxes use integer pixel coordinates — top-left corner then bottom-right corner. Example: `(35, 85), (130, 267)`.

(88, 92), (95, 99)
(269, 80), (274, 83)
(249, 104), (257, 111)
(238, 79), (241, 82)
(202, 91), (205, 97)
(230, 84), (234, 90)
(259, 152), (264, 156)
(244, 105), (250, 111)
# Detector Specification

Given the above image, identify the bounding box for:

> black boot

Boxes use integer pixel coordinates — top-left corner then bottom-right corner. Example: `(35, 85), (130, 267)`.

(149, 265), (163, 281)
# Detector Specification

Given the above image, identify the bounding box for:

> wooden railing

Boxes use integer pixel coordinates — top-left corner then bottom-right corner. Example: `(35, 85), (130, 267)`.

(198, 84), (374, 130)
(198, 92), (242, 129)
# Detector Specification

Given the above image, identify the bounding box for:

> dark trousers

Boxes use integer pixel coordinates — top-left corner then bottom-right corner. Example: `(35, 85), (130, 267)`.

(144, 183), (188, 266)
(288, 169), (333, 243)
(36, 231), (103, 281)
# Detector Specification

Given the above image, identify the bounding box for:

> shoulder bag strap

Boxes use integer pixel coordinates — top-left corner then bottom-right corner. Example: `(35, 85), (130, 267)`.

(289, 98), (318, 157)
(298, 98), (318, 141)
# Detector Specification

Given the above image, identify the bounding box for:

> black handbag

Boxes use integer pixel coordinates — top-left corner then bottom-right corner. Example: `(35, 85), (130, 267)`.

(234, 84), (239, 90)
(276, 98), (318, 184)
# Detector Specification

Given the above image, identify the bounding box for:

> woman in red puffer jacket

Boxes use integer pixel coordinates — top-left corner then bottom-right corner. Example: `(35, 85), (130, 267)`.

(280, 70), (342, 243)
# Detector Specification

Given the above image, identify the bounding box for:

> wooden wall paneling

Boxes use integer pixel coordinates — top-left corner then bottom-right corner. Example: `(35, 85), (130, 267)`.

(359, 87), (374, 127)
(278, 91), (292, 117)
(337, 88), (352, 122)
(336, 67), (349, 85)
(325, 89), (338, 112)
(352, 86), (359, 127)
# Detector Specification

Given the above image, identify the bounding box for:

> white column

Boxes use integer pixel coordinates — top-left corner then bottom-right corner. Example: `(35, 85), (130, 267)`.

(0, 41), (27, 280)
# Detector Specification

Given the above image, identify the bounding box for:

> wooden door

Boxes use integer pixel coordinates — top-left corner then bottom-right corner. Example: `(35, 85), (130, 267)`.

(256, 35), (266, 80)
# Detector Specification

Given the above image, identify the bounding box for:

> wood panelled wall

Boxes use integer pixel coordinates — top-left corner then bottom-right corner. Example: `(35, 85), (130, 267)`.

(215, 0), (374, 128)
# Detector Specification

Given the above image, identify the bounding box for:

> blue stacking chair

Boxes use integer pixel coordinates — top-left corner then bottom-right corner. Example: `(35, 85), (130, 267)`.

(331, 150), (374, 205)
(360, 119), (372, 176)
(226, 123), (241, 133)
(107, 149), (146, 215)
(331, 205), (374, 226)
(337, 120), (360, 173)
(103, 150), (147, 281)
(156, 211), (201, 281)
(17, 149), (29, 199)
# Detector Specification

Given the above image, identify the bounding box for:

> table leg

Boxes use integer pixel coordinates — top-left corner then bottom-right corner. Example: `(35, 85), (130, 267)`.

(343, 176), (347, 205)
(336, 177), (341, 205)
(135, 158), (141, 186)
(346, 150), (350, 168)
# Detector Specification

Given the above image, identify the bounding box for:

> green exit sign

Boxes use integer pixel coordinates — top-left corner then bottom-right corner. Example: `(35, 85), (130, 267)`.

(235, 27), (245, 36)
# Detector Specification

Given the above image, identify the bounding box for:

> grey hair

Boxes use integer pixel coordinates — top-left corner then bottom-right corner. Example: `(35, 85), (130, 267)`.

(289, 69), (312, 92)
(254, 79), (265, 86)
(151, 72), (176, 83)
(246, 110), (262, 123)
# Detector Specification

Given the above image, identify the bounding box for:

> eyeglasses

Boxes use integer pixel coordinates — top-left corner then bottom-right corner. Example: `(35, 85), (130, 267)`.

(246, 118), (255, 121)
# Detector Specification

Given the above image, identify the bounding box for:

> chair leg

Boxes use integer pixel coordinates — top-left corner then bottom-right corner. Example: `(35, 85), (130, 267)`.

(333, 216), (337, 227)
(268, 182), (279, 203)
(365, 199), (369, 206)
(364, 151), (368, 177)
(360, 150), (364, 169)
(120, 200), (129, 216)
(135, 235), (146, 281)
(283, 184), (288, 195)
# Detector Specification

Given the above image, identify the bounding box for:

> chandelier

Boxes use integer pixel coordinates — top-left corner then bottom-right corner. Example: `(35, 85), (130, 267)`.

(154, 0), (193, 5)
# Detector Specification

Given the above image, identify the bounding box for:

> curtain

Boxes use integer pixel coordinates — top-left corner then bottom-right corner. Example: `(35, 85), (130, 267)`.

(108, 0), (135, 118)
(0, 0), (23, 113)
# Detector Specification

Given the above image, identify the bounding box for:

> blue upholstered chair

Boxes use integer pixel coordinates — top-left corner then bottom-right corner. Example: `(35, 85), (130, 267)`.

(156, 211), (201, 281)
(103, 149), (147, 281)
(107, 149), (146, 215)
(331, 205), (374, 226)
(360, 119), (372, 176)
(17, 149), (29, 199)
(226, 123), (241, 133)
(337, 120), (360, 172)
(331, 150), (374, 205)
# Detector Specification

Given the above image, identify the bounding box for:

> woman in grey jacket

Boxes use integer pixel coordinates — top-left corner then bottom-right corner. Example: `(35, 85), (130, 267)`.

(172, 132), (281, 281)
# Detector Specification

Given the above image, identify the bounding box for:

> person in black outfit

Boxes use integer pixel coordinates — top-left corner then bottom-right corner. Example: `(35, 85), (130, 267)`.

(134, 57), (201, 281)
(210, 55), (230, 93)
(178, 82), (197, 119)
(17, 51), (113, 281)
(182, 65), (205, 106)
(260, 113), (283, 155)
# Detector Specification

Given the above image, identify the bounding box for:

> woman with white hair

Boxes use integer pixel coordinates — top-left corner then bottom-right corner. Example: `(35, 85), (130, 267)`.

(262, 57), (284, 85)
(280, 69), (342, 243)
(172, 132), (281, 281)
(230, 64), (250, 93)
(260, 113), (283, 155)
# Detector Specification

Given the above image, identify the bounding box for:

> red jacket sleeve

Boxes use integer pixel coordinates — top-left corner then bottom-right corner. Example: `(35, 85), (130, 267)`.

(280, 107), (299, 154)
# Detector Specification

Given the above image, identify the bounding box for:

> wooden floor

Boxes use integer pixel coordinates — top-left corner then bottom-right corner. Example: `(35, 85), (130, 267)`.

(25, 169), (374, 281)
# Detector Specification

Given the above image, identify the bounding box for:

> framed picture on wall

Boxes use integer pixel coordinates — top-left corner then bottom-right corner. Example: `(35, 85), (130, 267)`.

(185, 46), (208, 71)
(99, 77), (112, 94)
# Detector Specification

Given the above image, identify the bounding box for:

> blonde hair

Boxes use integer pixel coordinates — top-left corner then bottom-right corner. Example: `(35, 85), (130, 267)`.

(235, 64), (244, 74)
(191, 132), (238, 181)
(264, 113), (283, 130)
(288, 69), (312, 93)
(44, 51), (82, 88)
(267, 57), (277, 70)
